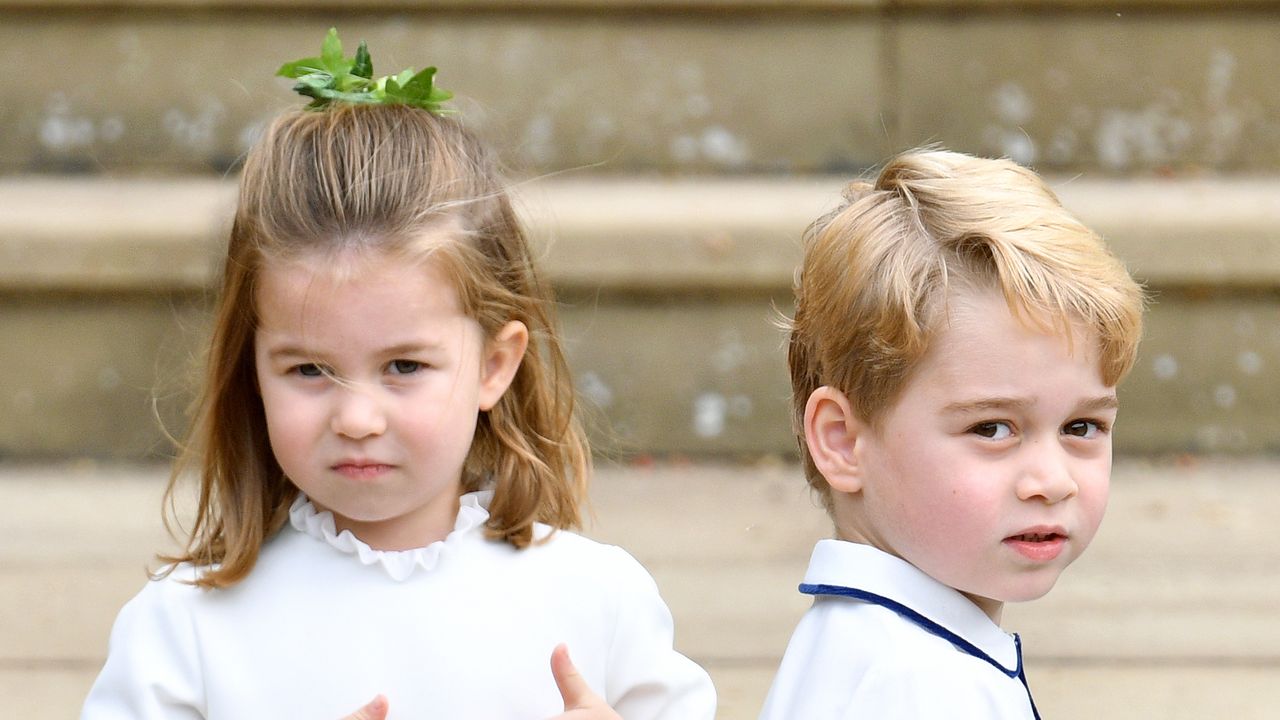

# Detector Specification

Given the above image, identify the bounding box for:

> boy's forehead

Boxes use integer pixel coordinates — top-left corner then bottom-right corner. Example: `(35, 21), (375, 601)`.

(916, 287), (1108, 383)
(938, 284), (1096, 343)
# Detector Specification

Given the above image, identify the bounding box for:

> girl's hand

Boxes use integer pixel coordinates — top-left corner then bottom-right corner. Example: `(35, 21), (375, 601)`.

(340, 694), (388, 720)
(547, 644), (622, 720)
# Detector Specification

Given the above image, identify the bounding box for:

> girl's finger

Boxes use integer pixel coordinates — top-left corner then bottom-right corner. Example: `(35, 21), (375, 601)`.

(341, 694), (388, 720)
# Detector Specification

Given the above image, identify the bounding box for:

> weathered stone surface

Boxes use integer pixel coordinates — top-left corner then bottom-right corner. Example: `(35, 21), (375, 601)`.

(3, 285), (1277, 457)
(560, 294), (792, 457)
(0, 293), (207, 458)
(0, 179), (231, 291)
(5, 3), (1279, 174)
(3, 459), (1279, 719)
(5, 176), (1280, 292)
(1123, 294), (1280, 453)
(3, 0), (886, 7)
(0, 0), (1270, 9)
(0, 12), (883, 174)
(896, 12), (1280, 173)
(2, 176), (1279, 458)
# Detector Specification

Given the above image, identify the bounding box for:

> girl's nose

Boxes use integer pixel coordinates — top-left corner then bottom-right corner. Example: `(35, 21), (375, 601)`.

(1016, 441), (1078, 504)
(330, 386), (387, 439)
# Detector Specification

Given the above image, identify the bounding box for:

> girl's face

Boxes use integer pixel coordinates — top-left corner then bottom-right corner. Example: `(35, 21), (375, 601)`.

(254, 250), (526, 550)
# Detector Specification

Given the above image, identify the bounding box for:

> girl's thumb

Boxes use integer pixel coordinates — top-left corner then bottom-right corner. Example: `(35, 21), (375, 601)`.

(343, 694), (389, 720)
(551, 644), (596, 710)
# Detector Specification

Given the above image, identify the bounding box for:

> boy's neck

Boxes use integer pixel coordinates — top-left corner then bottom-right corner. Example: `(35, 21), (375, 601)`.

(831, 522), (1005, 625)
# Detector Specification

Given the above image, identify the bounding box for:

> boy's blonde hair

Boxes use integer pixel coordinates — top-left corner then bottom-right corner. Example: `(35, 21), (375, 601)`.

(788, 149), (1144, 509)
(162, 104), (589, 589)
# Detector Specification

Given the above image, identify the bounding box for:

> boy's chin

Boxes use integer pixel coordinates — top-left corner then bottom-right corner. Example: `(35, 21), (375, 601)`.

(996, 576), (1065, 605)
(963, 573), (1066, 610)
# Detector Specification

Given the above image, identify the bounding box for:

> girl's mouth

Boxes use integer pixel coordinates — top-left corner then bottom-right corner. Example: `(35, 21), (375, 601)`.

(333, 462), (395, 480)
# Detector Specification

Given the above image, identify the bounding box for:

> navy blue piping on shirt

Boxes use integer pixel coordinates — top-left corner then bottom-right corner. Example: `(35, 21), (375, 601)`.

(800, 583), (1042, 720)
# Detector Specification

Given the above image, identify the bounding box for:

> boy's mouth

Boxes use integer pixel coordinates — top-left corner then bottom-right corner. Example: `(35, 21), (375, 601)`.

(1007, 531), (1063, 542)
(998, 527), (1070, 561)
(1003, 527), (1068, 561)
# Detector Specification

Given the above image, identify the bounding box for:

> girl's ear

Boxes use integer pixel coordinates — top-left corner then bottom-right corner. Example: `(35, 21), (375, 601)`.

(803, 386), (867, 495)
(478, 320), (529, 411)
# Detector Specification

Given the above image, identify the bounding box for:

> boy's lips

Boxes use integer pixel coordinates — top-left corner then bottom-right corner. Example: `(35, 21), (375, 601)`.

(1003, 526), (1068, 562)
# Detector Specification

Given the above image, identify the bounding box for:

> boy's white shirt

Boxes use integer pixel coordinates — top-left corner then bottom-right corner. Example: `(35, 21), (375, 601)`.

(760, 539), (1038, 720)
(81, 491), (715, 720)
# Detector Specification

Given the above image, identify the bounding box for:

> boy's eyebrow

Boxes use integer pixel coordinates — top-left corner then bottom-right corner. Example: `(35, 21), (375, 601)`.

(1076, 394), (1120, 412)
(943, 394), (1119, 414)
(942, 396), (1033, 414)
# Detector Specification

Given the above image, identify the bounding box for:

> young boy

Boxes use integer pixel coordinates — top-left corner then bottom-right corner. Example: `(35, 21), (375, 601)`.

(759, 150), (1145, 719)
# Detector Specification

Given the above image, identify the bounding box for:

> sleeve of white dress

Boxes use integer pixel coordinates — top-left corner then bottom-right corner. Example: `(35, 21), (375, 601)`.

(80, 577), (206, 720)
(601, 547), (717, 720)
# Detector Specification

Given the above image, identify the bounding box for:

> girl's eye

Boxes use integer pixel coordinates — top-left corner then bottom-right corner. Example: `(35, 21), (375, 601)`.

(295, 363), (324, 378)
(389, 359), (422, 375)
(971, 421), (1014, 440)
(1064, 419), (1107, 438)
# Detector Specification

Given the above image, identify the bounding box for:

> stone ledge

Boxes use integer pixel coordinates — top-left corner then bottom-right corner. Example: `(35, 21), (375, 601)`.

(5, 459), (1280, 719)
(7, 12), (1279, 175)
(2, 0), (1269, 9)
(0, 0), (882, 8)
(3, 175), (1278, 293)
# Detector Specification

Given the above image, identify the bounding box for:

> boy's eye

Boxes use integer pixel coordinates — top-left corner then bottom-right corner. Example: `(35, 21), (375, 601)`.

(389, 359), (422, 375)
(971, 421), (1013, 440)
(1063, 419), (1106, 438)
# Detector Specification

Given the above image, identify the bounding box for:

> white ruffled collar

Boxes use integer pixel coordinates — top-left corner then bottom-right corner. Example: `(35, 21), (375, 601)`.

(288, 491), (492, 582)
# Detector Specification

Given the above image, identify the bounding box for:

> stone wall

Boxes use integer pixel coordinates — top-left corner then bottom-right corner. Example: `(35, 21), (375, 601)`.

(2, 1), (1277, 174)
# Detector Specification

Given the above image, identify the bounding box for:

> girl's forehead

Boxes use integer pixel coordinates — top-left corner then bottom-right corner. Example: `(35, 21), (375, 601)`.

(255, 249), (463, 318)
(262, 246), (446, 288)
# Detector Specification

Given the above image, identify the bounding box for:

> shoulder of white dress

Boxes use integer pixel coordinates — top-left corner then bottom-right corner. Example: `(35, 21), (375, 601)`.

(132, 563), (207, 603)
(522, 527), (657, 586)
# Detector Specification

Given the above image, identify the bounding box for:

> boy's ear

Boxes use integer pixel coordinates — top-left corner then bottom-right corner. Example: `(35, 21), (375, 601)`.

(803, 386), (867, 494)
(478, 320), (529, 411)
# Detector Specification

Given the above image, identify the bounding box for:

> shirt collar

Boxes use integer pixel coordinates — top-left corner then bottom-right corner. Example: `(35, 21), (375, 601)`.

(800, 539), (1020, 671)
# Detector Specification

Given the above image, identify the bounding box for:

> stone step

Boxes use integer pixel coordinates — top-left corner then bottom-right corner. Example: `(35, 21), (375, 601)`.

(3, 175), (1279, 459)
(2, 457), (1278, 719)
(2, 0), (1278, 174)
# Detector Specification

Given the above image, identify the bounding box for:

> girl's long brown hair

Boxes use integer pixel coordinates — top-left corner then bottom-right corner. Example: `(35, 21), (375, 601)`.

(159, 104), (590, 589)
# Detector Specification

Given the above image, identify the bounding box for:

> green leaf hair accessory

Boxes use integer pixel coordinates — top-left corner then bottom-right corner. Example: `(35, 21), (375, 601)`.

(276, 28), (454, 114)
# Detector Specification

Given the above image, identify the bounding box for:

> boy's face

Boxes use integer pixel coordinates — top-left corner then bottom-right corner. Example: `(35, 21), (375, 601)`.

(839, 287), (1115, 620)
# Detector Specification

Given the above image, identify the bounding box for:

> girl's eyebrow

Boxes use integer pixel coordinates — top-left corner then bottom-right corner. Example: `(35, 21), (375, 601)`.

(380, 341), (444, 357)
(266, 341), (444, 362)
(265, 344), (315, 362)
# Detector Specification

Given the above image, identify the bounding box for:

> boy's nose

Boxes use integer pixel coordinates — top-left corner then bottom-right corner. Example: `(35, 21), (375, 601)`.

(330, 386), (388, 439)
(1016, 441), (1078, 504)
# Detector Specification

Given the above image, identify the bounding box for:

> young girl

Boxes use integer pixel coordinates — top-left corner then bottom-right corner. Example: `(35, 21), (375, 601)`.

(82, 34), (715, 720)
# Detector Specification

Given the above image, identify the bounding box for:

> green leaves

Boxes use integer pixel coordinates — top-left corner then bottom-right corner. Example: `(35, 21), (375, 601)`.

(275, 28), (453, 114)
(384, 67), (453, 108)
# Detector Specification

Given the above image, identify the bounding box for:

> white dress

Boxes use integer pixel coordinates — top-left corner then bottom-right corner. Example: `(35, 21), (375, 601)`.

(82, 491), (716, 720)
(760, 540), (1039, 720)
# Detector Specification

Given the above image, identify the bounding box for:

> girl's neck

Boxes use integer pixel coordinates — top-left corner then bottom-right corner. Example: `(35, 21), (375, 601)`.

(314, 492), (464, 551)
